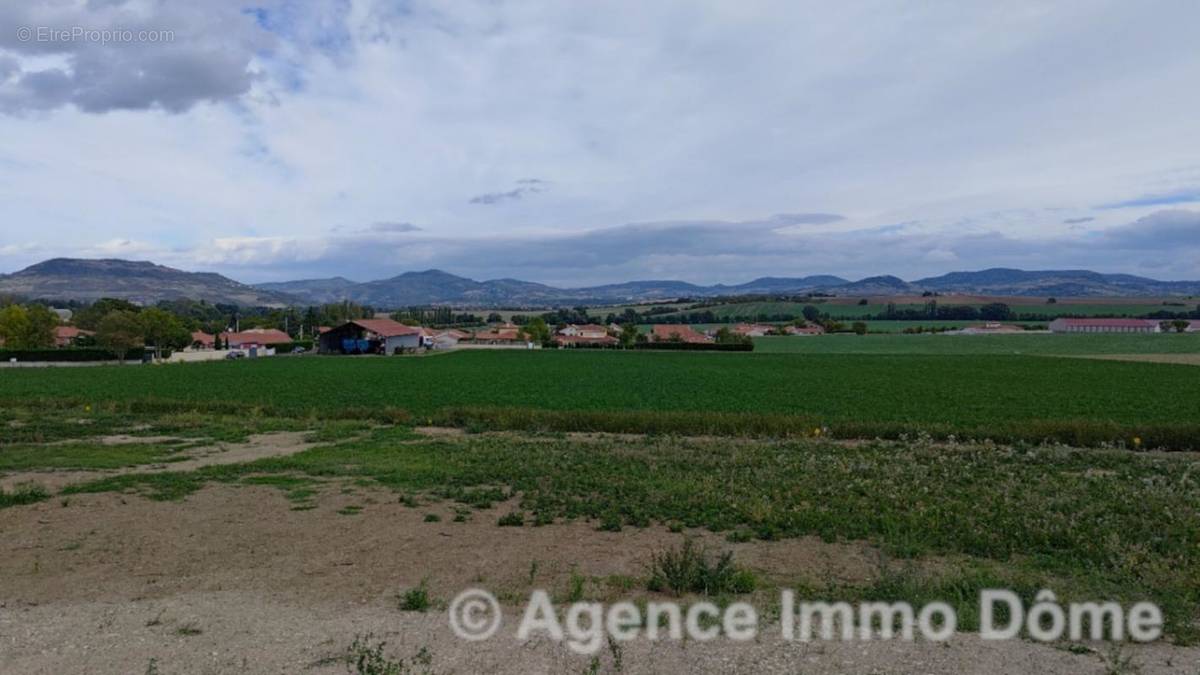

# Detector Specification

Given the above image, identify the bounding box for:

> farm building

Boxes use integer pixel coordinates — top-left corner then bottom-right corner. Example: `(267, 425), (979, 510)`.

(651, 324), (712, 344)
(558, 324), (610, 339)
(1187, 321), (1199, 333)
(318, 319), (421, 355)
(1048, 318), (1161, 334)
(221, 328), (293, 349)
(785, 324), (825, 336)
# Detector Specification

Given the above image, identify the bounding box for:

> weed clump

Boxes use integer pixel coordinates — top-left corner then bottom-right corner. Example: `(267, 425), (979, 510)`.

(346, 634), (432, 674)
(398, 581), (431, 612)
(498, 511), (524, 527)
(647, 539), (757, 596)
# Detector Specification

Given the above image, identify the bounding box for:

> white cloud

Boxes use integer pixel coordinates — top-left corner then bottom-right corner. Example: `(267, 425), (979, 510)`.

(2, 0), (1200, 282)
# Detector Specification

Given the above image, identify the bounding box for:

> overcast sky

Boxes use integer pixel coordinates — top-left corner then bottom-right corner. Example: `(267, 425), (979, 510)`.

(2, 0), (1199, 286)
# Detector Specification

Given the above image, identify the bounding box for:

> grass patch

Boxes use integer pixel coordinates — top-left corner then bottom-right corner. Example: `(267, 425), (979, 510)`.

(0, 483), (49, 509)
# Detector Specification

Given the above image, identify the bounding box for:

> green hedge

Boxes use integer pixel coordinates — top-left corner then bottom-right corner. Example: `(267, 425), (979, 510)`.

(0, 348), (142, 362)
(634, 342), (754, 352)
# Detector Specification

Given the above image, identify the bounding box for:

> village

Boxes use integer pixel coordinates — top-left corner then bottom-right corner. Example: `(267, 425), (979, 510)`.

(5, 312), (1195, 365)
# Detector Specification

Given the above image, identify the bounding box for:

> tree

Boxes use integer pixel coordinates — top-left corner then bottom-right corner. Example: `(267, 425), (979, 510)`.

(486, 312), (504, 324)
(1046, 297), (1057, 305)
(618, 323), (640, 349)
(979, 303), (1013, 321)
(96, 311), (144, 362)
(520, 317), (554, 347)
(801, 305), (821, 323)
(0, 304), (56, 349)
(73, 298), (140, 331)
(852, 321), (868, 335)
(139, 307), (190, 359)
(1171, 320), (1190, 333)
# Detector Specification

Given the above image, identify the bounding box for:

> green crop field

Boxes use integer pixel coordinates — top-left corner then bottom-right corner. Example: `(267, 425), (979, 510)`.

(2, 349), (1198, 448)
(753, 333), (1200, 355)
(667, 299), (1191, 320)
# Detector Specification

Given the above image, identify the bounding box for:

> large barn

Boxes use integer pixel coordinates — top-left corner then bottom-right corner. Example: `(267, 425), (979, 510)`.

(1048, 318), (1161, 334)
(318, 319), (422, 355)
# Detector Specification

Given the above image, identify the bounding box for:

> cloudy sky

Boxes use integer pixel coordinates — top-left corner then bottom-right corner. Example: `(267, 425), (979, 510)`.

(1, 0), (1199, 286)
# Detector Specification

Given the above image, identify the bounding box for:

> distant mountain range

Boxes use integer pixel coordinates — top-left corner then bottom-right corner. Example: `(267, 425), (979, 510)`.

(2, 258), (1199, 308)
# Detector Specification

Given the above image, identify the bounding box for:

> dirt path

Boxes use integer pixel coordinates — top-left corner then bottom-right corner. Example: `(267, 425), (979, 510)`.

(1, 484), (1196, 673)
(0, 431), (316, 493)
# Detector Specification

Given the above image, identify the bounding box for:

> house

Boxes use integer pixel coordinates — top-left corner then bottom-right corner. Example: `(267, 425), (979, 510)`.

(221, 328), (294, 350)
(191, 331), (215, 349)
(651, 324), (712, 344)
(558, 324), (610, 339)
(431, 329), (470, 350)
(1048, 318), (1161, 334)
(468, 325), (525, 344)
(317, 319), (422, 354)
(953, 323), (1026, 335)
(54, 326), (94, 347)
(731, 324), (774, 338)
(785, 324), (825, 336)
(556, 334), (619, 347)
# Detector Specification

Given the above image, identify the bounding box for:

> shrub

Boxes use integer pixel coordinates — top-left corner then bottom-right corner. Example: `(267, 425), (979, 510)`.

(0, 348), (140, 362)
(647, 539), (757, 596)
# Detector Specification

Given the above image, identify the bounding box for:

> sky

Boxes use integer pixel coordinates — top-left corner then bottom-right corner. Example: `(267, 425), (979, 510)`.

(1, 0), (1199, 287)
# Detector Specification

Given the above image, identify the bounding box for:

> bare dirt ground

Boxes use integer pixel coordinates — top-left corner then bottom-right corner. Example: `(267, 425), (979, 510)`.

(0, 431), (316, 493)
(1075, 353), (1200, 366)
(2, 483), (1197, 674)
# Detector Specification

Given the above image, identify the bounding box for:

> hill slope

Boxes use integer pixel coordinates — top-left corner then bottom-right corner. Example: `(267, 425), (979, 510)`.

(7, 258), (1200, 307)
(0, 259), (294, 306)
(914, 268), (1200, 296)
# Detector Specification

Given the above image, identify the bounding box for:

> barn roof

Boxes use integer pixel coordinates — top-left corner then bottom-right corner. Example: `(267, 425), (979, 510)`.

(344, 319), (421, 337)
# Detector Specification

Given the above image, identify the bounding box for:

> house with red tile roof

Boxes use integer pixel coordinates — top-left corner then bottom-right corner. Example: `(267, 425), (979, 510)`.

(468, 325), (525, 344)
(220, 328), (293, 349)
(651, 324), (712, 344)
(54, 326), (94, 347)
(190, 330), (215, 349)
(556, 334), (618, 347)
